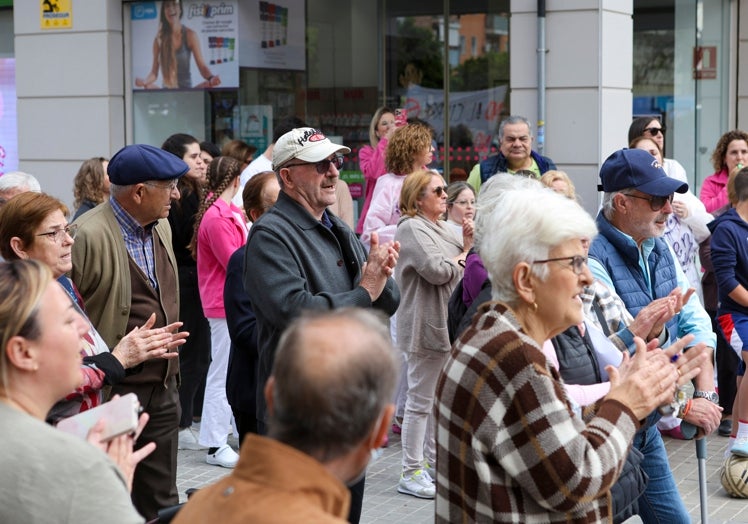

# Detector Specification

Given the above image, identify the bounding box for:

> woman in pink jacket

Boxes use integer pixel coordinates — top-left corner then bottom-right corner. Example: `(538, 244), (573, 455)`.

(190, 156), (248, 468)
(701, 129), (748, 212)
(356, 107), (398, 234)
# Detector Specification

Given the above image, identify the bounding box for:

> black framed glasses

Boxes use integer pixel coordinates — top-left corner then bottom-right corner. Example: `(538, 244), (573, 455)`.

(432, 185), (448, 196)
(644, 126), (666, 136)
(533, 255), (588, 275)
(284, 154), (344, 174)
(36, 223), (78, 243)
(624, 192), (674, 212)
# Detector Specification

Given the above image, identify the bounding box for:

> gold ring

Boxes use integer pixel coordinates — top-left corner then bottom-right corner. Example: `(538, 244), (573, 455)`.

(677, 368), (682, 377)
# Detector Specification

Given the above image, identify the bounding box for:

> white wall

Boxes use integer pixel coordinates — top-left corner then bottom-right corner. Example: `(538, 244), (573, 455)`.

(14, 0), (124, 207)
(510, 0), (633, 215)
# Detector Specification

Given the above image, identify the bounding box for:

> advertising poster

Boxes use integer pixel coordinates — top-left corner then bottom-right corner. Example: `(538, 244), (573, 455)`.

(130, 1), (239, 90)
(0, 59), (18, 176)
(239, 0), (305, 71)
(41, 0), (72, 30)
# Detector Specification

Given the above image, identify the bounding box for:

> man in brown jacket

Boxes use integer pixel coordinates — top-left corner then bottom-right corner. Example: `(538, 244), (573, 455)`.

(173, 308), (397, 524)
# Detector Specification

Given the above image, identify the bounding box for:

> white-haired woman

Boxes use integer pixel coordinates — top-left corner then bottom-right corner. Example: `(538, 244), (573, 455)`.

(435, 187), (707, 523)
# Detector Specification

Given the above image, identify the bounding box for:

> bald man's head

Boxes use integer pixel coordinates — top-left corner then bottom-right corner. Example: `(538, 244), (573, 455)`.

(267, 308), (397, 463)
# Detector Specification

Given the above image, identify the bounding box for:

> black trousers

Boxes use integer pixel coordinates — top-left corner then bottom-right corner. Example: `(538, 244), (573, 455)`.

(177, 268), (211, 428)
(112, 376), (180, 521)
(711, 310), (739, 414)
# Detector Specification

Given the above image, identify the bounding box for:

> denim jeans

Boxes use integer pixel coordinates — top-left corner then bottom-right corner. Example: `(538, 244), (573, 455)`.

(633, 424), (690, 524)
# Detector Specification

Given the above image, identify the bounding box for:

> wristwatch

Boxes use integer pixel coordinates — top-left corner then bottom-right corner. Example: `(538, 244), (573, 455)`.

(693, 390), (719, 404)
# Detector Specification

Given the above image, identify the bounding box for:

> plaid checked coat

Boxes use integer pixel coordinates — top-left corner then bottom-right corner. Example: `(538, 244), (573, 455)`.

(435, 302), (640, 523)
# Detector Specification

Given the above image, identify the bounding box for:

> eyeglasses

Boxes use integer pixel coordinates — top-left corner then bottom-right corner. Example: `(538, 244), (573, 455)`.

(644, 126), (666, 136)
(432, 185), (448, 196)
(624, 192), (674, 212)
(36, 223), (78, 243)
(144, 180), (179, 191)
(452, 199), (476, 207)
(284, 154), (344, 174)
(533, 255), (588, 275)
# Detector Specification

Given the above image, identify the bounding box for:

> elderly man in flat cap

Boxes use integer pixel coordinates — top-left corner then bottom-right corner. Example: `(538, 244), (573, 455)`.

(70, 143), (189, 520)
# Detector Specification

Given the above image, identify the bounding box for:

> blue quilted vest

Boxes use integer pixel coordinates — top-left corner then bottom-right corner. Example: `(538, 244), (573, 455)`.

(589, 212), (679, 343)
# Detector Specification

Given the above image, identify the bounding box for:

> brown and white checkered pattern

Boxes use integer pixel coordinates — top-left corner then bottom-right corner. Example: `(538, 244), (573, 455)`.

(434, 302), (639, 523)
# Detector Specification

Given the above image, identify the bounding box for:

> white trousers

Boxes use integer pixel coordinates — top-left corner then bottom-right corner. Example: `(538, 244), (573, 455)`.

(198, 318), (234, 447)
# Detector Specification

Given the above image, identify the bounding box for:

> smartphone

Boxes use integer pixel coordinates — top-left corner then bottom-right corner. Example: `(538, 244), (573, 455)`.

(57, 393), (141, 442)
(395, 108), (408, 127)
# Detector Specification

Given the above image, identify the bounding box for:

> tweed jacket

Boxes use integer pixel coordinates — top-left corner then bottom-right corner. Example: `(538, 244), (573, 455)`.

(70, 200), (179, 358)
(435, 302), (639, 523)
(394, 214), (463, 353)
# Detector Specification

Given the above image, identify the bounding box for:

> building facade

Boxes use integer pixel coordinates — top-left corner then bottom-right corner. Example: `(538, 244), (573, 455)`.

(1, 0), (745, 214)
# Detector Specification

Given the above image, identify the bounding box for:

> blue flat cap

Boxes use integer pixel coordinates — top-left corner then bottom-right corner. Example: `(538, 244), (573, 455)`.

(108, 144), (189, 185)
(599, 148), (687, 196)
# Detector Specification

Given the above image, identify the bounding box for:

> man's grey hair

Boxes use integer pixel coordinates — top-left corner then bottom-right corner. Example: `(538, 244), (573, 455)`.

(268, 308), (398, 462)
(0, 172), (41, 193)
(601, 190), (631, 220)
(498, 115), (533, 141)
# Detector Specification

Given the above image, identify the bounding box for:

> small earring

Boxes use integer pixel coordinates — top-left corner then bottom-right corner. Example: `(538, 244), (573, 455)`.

(532, 302), (538, 312)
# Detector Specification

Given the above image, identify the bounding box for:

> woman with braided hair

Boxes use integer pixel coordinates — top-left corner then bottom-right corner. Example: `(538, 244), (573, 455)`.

(189, 156), (247, 468)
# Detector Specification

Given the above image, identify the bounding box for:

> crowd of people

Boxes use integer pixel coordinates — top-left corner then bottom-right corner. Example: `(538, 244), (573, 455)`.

(0, 110), (746, 524)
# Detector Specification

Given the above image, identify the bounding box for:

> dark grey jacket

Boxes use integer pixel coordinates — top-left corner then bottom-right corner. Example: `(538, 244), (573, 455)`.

(243, 191), (400, 422)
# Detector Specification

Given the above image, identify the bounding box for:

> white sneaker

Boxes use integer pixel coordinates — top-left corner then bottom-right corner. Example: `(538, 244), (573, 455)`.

(397, 469), (436, 499)
(178, 428), (204, 451)
(206, 444), (239, 468)
(423, 462), (436, 483)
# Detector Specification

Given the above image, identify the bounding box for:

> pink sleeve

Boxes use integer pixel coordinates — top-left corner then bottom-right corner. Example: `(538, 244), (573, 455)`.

(541, 339), (611, 406)
(360, 138), (388, 183)
(200, 212), (246, 270)
(699, 174), (727, 213)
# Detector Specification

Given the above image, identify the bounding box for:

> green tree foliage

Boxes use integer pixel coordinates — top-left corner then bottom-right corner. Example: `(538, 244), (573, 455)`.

(396, 18), (444, 89)
(450, 51), (509, 92)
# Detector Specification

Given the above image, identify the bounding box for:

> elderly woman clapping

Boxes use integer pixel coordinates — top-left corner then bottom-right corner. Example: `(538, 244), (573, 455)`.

(0, 260), (149, 523)
(0, 192), (188, 423)
(435, 186), (708, 523)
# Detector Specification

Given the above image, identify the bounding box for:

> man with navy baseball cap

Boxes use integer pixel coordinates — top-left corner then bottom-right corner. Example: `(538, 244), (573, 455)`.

(70, 143), (189, 519)
(588, 147), (720, 523)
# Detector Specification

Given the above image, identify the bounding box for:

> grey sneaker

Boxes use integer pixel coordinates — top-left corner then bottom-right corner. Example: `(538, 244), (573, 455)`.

(397, 469), (436, 499)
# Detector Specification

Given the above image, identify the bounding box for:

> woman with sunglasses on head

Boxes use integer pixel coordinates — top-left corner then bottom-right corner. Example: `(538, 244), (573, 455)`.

(188, 156), (247, 468)
(0, 192), (186, 423)
(701, 130), (748, 213)
(393, 170), (470, 499)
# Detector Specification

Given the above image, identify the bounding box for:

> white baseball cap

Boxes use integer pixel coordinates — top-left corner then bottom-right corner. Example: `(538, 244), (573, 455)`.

(272, 127), (350, 170)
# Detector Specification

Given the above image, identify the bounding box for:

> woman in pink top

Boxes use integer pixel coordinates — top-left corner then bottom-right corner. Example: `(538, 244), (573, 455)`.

(360, 123), (434, 250)
(190, 156), (248, 468)
(356, 107), (398, 234)
(701, 130), (748, 212)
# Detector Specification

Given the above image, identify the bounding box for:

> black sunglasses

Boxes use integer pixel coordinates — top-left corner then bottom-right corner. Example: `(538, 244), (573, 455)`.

(285, 154), (344, 174)
(432, 185), (448, 196)
(625, 192), (674, 212)
(644, 126), (666, 136)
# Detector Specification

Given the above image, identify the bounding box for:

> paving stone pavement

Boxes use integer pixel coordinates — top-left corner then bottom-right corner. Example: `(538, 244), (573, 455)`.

(176, 426), (748, 523)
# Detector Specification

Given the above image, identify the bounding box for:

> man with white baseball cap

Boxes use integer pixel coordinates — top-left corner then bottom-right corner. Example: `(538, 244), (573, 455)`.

(243, 128), (400, 523)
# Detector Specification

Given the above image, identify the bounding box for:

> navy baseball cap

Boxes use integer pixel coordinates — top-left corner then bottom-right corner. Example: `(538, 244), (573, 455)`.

(108, 144), (189, 186)
(599, 148), (688, 196)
